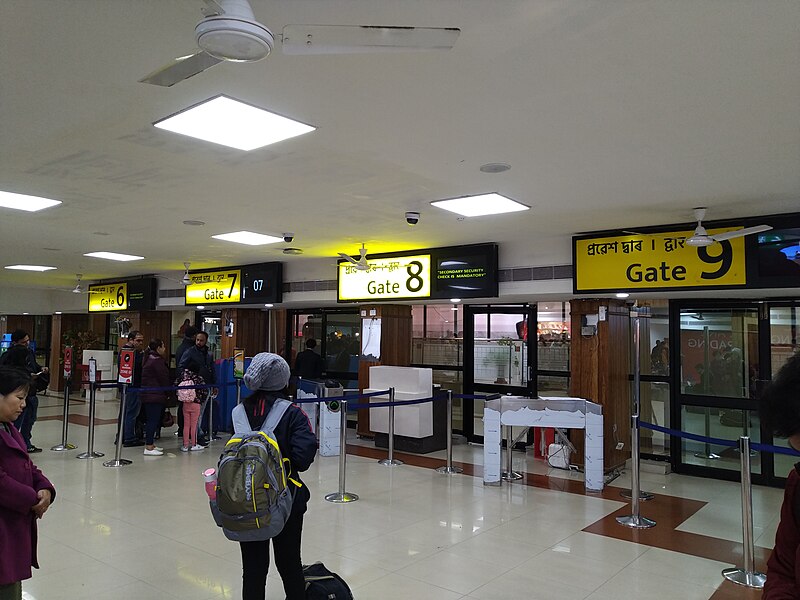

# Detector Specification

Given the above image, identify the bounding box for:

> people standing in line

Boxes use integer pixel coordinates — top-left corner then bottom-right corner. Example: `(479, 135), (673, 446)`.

(173, 325), (198, 439)
(0, 330), (48, 453)
(0, 366), (56, 600)
(238, 353), (317, 600)
(178, 330), (216, 446)
(140, 339), (169, 456)
(293, 338), (324, 380)
(116, 330), (145, 447)
(759, 352), (800, 598)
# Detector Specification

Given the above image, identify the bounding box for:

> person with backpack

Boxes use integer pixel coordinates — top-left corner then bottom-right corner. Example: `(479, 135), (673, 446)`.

(760, 352), (800, 598)
(233, 352), (317, 600)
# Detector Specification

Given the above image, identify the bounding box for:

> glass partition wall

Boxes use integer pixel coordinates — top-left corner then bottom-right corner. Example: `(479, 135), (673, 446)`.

(671, 300), (800, 486)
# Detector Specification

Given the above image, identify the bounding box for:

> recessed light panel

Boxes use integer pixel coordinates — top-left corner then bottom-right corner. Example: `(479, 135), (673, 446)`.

(154, 96), (315, 151)
(212, 231), (283, 246)
(0, 191), (62, 212)
(84, 252), (144, 262)
(431, 193), (529, 217)
(5, 265), (57, 271)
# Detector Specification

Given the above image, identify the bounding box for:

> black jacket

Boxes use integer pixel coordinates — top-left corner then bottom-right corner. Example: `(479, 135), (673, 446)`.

(242, 391), (317, 515)
(174, 336), (195, 372)
(293, 349), (324, 380)
(177, 345), (215, 384)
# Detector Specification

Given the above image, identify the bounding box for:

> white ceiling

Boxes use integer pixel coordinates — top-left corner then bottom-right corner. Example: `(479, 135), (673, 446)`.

(1, 1), (798, 307)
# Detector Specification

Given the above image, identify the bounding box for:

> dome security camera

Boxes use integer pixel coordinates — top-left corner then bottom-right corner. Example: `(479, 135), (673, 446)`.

(283, 233), (294, 243)
(405, 211), (420, 225)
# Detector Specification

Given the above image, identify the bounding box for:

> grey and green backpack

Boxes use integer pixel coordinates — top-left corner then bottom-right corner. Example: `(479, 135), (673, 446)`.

(210, 400), (300, 541)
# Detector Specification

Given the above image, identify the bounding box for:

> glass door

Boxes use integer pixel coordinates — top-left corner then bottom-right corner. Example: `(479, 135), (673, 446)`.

(672, 300), (800, 486)
(463, 305), (535, 442)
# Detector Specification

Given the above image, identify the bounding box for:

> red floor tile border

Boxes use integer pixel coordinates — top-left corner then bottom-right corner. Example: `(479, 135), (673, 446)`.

(345, 444), (773, 598)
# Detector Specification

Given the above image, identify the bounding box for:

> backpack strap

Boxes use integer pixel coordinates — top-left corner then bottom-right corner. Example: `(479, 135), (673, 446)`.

(231, 403), (252, 434)
(260, 399), (292, 435)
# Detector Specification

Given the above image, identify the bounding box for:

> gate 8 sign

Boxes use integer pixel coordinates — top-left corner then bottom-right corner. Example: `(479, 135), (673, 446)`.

(338, 255), (431, 301)
(573, 228), (747, 293)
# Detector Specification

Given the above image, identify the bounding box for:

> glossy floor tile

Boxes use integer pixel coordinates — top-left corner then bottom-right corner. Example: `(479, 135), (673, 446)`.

(16, 394), (782, 599)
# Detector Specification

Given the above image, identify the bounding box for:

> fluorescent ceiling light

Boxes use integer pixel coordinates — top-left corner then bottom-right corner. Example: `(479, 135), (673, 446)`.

(0, 191), (62, 212)
(84, 252), (144, 262)
(5, 265), (57, 271)
(153, 95), (315, 151)
(431, 193), (529, 217)
(212, 231), (283, 246)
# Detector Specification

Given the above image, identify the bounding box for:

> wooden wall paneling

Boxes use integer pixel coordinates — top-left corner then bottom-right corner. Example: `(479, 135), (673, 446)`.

(569, 299), (631, 472)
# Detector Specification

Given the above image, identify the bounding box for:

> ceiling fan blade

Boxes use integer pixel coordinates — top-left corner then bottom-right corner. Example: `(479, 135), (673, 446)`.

(281, 25), (460, 55)
(138, 51), (222, 87)
(711, 225), (773, 242)
(338, 252), (359, 266)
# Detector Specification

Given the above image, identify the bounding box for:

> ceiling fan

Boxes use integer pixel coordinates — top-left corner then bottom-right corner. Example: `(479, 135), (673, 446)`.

(684, 207), (772, 247)
(338, 243), (370, 271)
(139, 0), (461, 87)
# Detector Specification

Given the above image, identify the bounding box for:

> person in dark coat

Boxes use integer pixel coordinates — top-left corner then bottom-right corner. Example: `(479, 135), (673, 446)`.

(116, 330), (145, 447)
(0, 366), (56, 599)
(0, 330), (48, 453)
(292, 338), (324, 380)
(140, 339), (170, 456)
(238, 353), (317, 600)
(760, 352), (800, 598)
(173, 325), (198, 438)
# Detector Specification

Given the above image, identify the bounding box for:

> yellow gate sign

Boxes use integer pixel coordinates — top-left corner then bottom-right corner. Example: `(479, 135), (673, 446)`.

(88, 283), (128, 312)
(574, 228), (747, 293)
(338, 255), (431, 301)
(185, 269), (241, 304)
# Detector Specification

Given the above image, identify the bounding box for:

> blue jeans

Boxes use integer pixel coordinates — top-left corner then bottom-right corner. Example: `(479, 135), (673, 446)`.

(122, 388), (141, 443)
(14, 394), (38, 448)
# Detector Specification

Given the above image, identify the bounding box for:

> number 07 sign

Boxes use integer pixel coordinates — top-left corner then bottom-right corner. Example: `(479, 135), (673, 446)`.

(573, 228), (747, 293)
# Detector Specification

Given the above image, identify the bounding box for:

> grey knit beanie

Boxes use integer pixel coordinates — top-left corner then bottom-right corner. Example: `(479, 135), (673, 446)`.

(243, 352), (290, 391)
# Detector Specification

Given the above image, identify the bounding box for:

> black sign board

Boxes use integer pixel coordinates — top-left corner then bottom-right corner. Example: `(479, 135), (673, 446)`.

(241, 262), (283, 304)
(125, 278), (157, 310)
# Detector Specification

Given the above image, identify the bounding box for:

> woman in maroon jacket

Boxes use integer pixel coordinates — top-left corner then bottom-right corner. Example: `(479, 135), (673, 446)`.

(0, 366), (56, 599)
(761, 352), (800, 598)
(140, 339), (170, 456)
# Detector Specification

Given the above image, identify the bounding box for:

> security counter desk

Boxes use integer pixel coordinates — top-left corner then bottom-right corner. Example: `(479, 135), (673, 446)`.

(483, 396), (604, 491)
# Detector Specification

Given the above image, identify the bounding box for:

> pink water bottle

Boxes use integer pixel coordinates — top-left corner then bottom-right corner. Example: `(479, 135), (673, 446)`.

(203, 468), (217, 501)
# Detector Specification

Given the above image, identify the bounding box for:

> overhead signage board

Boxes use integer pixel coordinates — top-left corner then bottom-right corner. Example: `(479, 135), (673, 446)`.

(185, 269), (242, 305)
(337, 243), (498, 303)
(241, 262), (283, 304)
(338, 255), (431, 301)
(573, 227), (747, 293)
(88, 282), (128, 312)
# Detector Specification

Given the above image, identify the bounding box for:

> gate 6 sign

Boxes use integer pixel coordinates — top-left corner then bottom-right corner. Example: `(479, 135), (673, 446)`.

(338, 255), (431, 301)
(573, 228), (747, 293)
(88, 283), (128, 312)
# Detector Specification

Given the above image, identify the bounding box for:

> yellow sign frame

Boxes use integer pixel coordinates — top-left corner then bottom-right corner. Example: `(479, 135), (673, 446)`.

(338, 255), (431, 301)
(574, 227), (748, 293)
(88, 283), (128, 312)
(185, 269), (241, 305)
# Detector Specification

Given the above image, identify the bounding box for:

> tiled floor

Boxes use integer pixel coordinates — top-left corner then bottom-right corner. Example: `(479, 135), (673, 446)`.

(19, 393), (784, 599)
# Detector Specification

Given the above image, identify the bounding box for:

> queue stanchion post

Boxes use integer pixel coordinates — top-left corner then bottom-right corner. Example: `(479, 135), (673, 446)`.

(325, 398), (359, 503)
(722, 436), (766, 589)
(51, 377), (76, 451)
(104, 382), (133, 467)
(620, 307), (654, 502)
(437, 390), (463, 475)
(501, 425), (523, 481)
(379, 387), (403, 466)
(77, 361), (104, 459)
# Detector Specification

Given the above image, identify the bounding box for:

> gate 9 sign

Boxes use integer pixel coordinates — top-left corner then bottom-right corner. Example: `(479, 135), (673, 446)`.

(573, 228), (747, 293)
